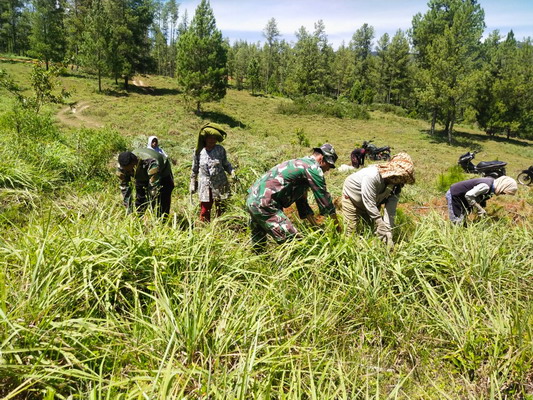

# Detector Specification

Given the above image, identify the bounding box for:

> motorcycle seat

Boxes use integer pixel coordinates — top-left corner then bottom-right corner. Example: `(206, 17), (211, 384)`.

(373, 146), (390, 153)
(477, 161), (507, 169)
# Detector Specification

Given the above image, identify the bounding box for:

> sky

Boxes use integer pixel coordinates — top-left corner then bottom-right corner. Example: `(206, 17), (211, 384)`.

(176, 0), (533, 48)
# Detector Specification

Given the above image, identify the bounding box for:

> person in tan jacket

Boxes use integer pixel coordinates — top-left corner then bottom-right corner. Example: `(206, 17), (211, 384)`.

(341, 152), (415, 247)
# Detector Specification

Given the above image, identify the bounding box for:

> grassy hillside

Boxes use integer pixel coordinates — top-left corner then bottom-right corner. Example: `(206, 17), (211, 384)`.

(1, 61), (533, 399)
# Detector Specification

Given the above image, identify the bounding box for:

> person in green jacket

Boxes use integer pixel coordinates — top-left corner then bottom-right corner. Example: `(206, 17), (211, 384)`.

(116, 148), (174, 218)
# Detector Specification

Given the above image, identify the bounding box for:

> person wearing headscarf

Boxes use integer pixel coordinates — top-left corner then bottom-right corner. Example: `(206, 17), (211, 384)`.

(446, 175), (518, 224)
(342, 152), (415, 247)
(147, 135), (168, 157)
(190, 122), (235, 222)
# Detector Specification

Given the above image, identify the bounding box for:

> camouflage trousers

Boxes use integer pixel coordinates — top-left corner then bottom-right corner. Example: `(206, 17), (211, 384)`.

(246, 197), (298, 247)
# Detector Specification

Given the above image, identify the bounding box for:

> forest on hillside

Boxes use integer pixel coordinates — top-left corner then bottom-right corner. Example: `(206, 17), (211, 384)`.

(1, 0), (533, 141)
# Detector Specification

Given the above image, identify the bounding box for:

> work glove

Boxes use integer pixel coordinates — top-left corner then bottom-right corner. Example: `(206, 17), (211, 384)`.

(189, 179), (197, 194)
(375, 218), (394, 248)
(473, 202), (487, 217)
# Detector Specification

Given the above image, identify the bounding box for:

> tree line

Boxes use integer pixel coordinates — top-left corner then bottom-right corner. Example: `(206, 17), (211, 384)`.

(1, 0), (532, 141)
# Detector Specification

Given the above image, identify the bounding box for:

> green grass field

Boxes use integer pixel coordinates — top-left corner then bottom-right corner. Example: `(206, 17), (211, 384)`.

(1, 60), (533, 399)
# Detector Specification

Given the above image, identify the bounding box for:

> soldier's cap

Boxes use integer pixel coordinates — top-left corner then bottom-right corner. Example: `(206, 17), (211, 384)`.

(118, 151), (138, 167)
(313, 143), (338, 168)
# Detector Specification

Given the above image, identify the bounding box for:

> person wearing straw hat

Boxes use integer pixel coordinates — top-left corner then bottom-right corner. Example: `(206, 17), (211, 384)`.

(190, 122), (235, 222)
(246, 143), (341, 251)
(341, 152), (415, 247)
(446, 175), (518, 224)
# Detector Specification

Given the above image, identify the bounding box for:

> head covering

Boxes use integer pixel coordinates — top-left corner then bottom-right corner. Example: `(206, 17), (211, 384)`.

(195, 122), (227, 154)
(148, 135), (158, 148)
(147, 135), (168, 157)
(118, 151), (137, 167)
(494, 176), (518, 195)
(377, 152), (415, 184)
(313, 143), (338, 168)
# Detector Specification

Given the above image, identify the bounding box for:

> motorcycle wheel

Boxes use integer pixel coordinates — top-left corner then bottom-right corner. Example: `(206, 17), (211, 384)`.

(382, 153), (391, 161)
(517, 172), (533, 186)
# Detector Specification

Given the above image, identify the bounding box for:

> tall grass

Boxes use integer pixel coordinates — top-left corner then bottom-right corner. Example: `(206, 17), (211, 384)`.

(1, 201), (532, 398)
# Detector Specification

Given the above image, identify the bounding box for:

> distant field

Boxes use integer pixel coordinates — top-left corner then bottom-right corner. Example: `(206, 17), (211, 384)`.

(1, 60), (532, 399)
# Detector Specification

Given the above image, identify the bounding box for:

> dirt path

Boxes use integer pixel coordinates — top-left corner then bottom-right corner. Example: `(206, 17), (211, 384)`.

(57, 101), (103, 129)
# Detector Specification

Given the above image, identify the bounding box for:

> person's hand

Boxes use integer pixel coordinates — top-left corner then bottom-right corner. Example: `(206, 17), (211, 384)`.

(230, 170), (239, 182)
(473, 202), (487, 217)
(190, 180), (197, 194)
(375, 218), (394, 248)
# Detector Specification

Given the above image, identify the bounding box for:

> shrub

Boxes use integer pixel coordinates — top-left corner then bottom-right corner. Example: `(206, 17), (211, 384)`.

(277, 95), (369, 120)
(294, 128), (310, 147)
(436, 165), (467, 192)
(70, 127), (128, 179)
(369, 103), (408, 118)
(1, 106), (60, 141)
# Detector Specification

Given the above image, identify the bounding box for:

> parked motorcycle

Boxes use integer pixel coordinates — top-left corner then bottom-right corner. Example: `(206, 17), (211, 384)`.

(362, 140), (391, 161)
(457, 151), (507, 178)
(517, 165), (533, 186)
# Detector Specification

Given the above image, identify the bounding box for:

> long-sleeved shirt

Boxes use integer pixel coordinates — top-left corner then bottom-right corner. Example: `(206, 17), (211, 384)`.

(247, 156), (336, 218)
(191, 144), (234, 202)
(464, 184), (491, 205)
(342, 165), (398, 228)
(448, 177), (495, 217)
(117, 148), (172, 209)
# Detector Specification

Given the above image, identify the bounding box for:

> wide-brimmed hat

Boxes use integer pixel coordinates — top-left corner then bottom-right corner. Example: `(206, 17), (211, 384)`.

(313, 143), (338, 168)
(377, 152), (415, 184)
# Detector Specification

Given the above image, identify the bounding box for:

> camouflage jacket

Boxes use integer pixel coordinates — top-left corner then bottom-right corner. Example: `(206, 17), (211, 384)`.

(247, 156), (336, 218)
(116, 148), (172, 209)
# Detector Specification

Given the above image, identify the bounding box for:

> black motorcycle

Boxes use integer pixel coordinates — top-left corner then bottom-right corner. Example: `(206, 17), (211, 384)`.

(517, 165), (533, 186)
(458, 151), (507, 178)
(362, 140), (391, 161)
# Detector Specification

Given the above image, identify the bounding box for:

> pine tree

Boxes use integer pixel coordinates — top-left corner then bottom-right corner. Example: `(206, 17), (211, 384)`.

(332, 41), (354, 98)
(376, 30), (412, 105)
(29, 0), (67, 69)
(64, 0), (90, 69)
(262, 17), (280, 94)
(0, 0), (30, 54)
(292, 26), (318, 95)
(80, 0), (108, 91)
(247, 55), (260, 95)
(411, 0), (485, 143)
(175, 0), (227, 113)
(106, 0), (154, 90)
(349, 23), (376, 104)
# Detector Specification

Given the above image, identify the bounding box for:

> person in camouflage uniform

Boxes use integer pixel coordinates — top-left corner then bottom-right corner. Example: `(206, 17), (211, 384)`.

(117, 148), (174, 218)
(246, 143), (340, 249)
